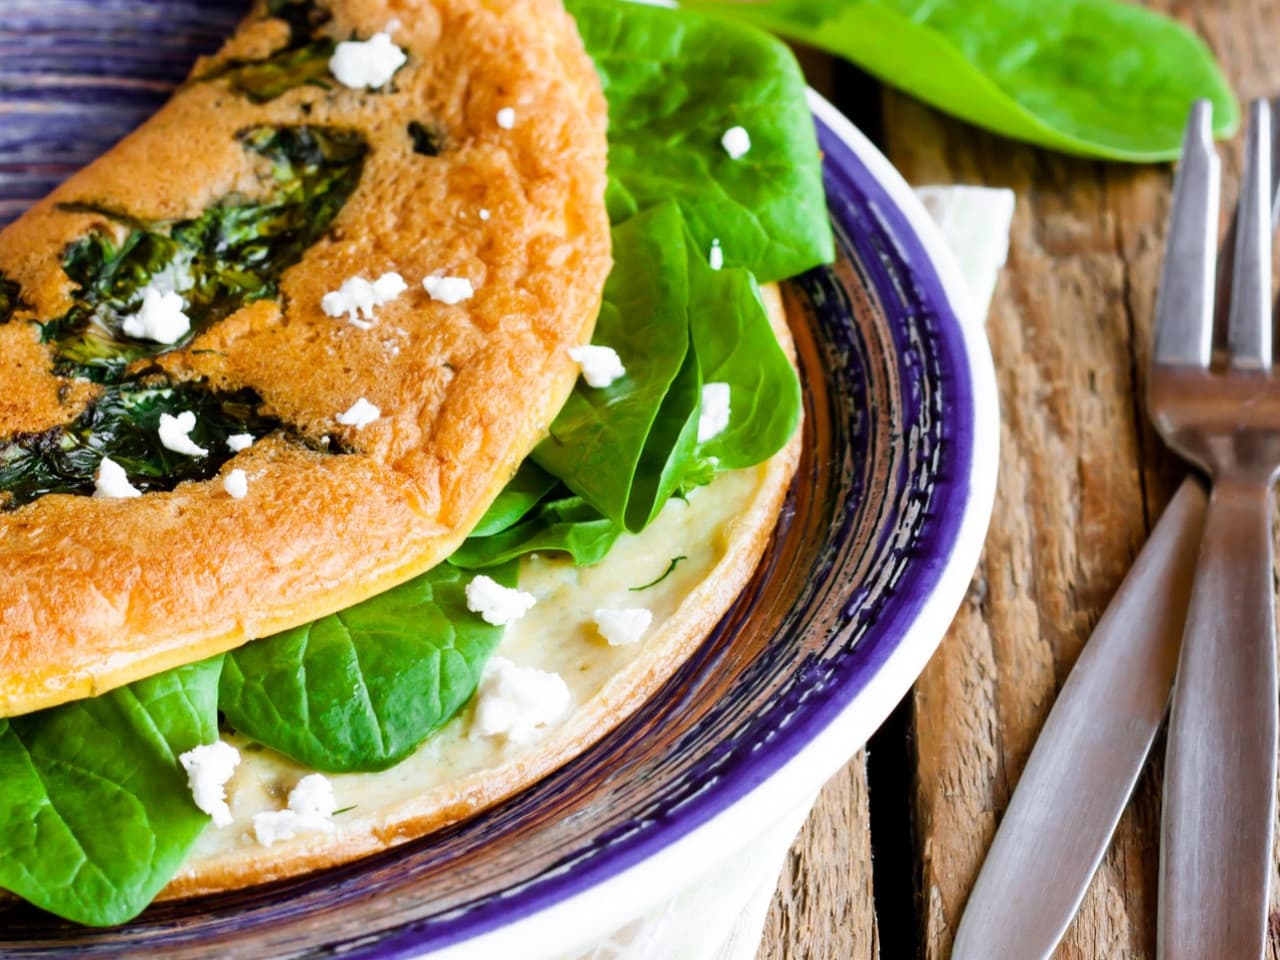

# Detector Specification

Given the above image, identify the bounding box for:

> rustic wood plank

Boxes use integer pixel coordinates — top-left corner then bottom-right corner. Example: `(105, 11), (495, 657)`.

(899, 108), (1163, 958)
(757, 751), (879, 960)
(882, 2), (1280, 957)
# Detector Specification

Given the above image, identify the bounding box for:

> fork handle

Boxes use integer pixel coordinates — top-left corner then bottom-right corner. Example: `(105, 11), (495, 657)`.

(1159, 478), (1278, 960)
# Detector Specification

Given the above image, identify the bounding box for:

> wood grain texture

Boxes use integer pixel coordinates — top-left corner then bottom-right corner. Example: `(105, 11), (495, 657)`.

(757, 751), (880, 960)
(882, 1), (1280, 958)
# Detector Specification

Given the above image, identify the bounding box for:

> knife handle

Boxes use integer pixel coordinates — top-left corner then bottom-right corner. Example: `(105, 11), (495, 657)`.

(1159, 480), (1278, 960)
(952, 478), (1206, 960)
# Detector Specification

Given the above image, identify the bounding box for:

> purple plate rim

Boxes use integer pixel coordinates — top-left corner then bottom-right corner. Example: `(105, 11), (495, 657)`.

(349, 90), (1000, 959)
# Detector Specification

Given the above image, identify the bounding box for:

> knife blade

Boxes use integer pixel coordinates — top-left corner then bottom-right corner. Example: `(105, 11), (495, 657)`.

(950, 477), (1207, 960)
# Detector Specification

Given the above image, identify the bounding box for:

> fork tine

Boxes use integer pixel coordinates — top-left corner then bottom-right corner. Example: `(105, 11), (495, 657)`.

(1155, 101), (1220, 369)
(1229, 98), (1273, 371)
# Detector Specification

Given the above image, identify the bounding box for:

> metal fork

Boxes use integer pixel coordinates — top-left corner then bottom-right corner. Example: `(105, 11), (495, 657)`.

(1151, 98), (1280, 960)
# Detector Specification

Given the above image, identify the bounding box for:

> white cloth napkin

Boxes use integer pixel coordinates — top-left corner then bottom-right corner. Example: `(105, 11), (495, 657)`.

(564, 184), (1015, 960)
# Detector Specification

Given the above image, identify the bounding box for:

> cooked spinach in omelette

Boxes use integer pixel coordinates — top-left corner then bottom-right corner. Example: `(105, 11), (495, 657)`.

(0, 0), (831, 926)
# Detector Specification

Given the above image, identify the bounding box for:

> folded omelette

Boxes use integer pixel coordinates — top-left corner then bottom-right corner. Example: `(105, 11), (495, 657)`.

(0, 0), (833, 926)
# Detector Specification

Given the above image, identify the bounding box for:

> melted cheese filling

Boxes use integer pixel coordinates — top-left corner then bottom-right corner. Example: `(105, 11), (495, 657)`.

(183, 463), (766, 864)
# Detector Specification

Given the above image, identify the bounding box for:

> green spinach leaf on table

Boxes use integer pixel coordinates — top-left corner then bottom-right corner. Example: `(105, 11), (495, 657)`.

(568, 0), (833, 283)
(681, 0), (1238, 162)
(219, 562), (514, 773)
(0, 657), (223, 927)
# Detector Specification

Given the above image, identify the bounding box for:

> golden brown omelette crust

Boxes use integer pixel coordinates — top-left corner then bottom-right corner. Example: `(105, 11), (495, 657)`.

(162, 284), (801, 899)
(0, 0), (612, 717)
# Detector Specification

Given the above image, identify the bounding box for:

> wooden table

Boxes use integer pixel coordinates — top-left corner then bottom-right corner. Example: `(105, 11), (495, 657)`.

(758, 3), (1280, 956)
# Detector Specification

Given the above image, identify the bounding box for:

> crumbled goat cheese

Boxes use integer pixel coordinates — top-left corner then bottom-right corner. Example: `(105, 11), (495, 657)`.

(593, 607), (653, 647)
(224, 468), (248, 500)
(336, 397), (380, 429)
(496, 107), (517, 129)
(465, 575), (537, 626)
(178, 741), (241, 828)
(472, 657), (571, 745)
(251, 810), (301, 847)
(479, 208), (492, 221)
(698, 382), (732, 442)
(329, 32), (406, 89)
(372, 271), (408, 302)
(568, 345), (625, 389)
(709, 238), (724, 271)
(93, 456), (141, 499)
(289, 773), (337, 820)
(122, 286), (191, 344)
(158, 410), (209, 457)
(226, 433), (255, 452)
(721, 126), (752, 160)
(322, 279), (373, 327)
(145, 257), (194, 298)
(321, 272), (407, 329)
(252, 774), (339, 847)
(422, 274), (475, 305)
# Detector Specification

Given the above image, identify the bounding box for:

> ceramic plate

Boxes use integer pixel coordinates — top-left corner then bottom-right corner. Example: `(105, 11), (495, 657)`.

(0, 5), (998, 956)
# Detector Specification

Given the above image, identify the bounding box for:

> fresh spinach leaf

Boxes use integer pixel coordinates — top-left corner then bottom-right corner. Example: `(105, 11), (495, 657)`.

(0, 657), (222, 927)
(531, 199), (802, 531)
(195, 0), (336, 104)
(0, 378), (283, 510)
(532, 203), (700, 532)
(681, 0), (1238, 162)
(0, 272), (22, 323)
(524, 0), (816, 529)
(450, 495), (622, 569)
(567, 0), (833, 283)
(686, 249), (801, 470)
(219, 563), (512, 773)
(45, 125), (367, 382)
(626, 341), (702, 531)
(469, 460), (560, 538)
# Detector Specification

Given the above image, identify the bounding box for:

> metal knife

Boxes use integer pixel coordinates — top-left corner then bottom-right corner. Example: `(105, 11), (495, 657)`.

(950, 477), (1207, 960)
